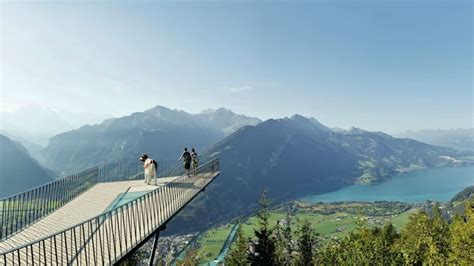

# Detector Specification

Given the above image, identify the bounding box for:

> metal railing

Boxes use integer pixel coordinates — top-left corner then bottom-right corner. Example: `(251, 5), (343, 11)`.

(0, 160), (186, 241)
(0, 158), (220, 265)
(0, 166), (99, 241)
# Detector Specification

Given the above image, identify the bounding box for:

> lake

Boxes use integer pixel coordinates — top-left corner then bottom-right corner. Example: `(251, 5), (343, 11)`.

(301, 166), (474, 203)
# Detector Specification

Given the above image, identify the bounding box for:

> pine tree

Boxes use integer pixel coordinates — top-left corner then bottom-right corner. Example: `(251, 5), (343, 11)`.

(449, 200), (474, 264)
(315, 222), (401, 265)
(248, 189), (277, 265)
(372, 223), (403, 265)
(273, 212), (295, 265)
(226, 225), (250, 266)
(426, 203), (450, 264)
(315, 202), (474, 265)
(397, 211), (431, 264)
(396, 206), (450, 265)
(297, 219), (317, 266)
(345, 227), (374, 265)
(315, 240), (340, 265)
(283, 212), (294, 264)
(273, 220), (286, 265)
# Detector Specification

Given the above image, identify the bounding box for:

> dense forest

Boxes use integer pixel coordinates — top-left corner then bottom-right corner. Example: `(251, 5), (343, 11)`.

(317, 202), (473, 265)
(178, 190), (474, 265)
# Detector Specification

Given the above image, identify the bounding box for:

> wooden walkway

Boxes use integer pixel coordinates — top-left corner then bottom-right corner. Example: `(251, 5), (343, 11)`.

(0, 177), (175, 252)
(0, 159), (220, 265)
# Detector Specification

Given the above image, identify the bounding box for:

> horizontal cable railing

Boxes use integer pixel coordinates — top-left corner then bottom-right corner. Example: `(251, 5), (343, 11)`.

(0, 160), (188, 241)
(0, 158), (220, 265)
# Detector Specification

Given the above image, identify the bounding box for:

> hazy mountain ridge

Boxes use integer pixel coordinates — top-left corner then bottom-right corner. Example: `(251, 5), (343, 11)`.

(40, 106), (261, 174)
(330, 127), (464, 183)
(397, 128), (474, 151)
(166, 115), (471, 234)
(0, 131), (44, 160)
(0, 134), (55, 198)
(1, 104), (112, 146)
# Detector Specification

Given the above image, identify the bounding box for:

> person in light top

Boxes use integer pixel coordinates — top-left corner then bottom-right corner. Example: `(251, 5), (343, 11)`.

(139, 153), (157, 185)
(191, 148), (199, 176)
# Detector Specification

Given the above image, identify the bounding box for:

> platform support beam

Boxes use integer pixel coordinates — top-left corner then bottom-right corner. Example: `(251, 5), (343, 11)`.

(148, 231), (160, 266)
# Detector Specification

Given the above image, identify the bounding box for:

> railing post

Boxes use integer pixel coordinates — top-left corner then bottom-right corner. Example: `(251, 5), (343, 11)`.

(5, 198), (9, 237)
(127, 202), (137, 242)
(0, 197), (3, 239)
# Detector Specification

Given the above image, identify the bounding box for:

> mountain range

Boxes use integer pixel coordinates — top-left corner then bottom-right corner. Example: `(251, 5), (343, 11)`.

(40, 106), (260, 174)
(0, 134), (55, 198)
(2, 105), (472, 233)
(165, 115), (472, 234)
(396, 129), (474, 152)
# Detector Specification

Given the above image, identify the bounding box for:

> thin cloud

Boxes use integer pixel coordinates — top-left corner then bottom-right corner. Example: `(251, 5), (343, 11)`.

(227, 85), (253, 93)
(260, 81), (285, 87)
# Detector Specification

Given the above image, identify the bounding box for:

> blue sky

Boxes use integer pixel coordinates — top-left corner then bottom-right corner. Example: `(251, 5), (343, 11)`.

(1, 1), (472, 133)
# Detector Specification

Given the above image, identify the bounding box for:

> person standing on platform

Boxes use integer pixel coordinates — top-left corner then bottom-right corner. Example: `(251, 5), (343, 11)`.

(191, 148), (199, 176)
(179, 147), (192, 177)
(139, 153), (158, 185)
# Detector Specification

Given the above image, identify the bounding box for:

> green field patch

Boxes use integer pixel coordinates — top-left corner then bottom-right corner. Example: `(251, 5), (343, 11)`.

(195, 224), (234, 263)
(188, 202), (418, 263)
(390, 208), (418, 230)
(238, 211), (361, 242)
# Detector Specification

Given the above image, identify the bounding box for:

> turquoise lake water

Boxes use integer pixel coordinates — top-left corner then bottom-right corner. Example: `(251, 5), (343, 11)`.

(301, 166), (474, 203)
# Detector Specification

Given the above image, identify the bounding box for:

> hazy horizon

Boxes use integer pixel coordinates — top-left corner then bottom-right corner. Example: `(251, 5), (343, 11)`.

(1, 1), (472, 134)
(2, 103), (472, 136)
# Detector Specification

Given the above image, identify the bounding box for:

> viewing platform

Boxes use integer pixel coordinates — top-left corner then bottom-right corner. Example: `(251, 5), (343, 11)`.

(0, 158), (220, 265)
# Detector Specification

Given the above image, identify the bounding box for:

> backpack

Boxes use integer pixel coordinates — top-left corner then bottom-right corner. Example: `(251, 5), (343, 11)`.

(192, 152), (199, 163)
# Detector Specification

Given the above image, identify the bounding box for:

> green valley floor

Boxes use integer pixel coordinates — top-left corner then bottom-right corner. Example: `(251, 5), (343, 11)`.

(179, 201), (417, 265)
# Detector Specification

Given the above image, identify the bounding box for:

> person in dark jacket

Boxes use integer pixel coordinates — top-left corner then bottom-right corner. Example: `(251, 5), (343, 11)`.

(179, 147), (192, 176)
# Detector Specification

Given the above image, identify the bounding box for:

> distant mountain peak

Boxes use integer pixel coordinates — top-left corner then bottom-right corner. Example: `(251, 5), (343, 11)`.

(144, 105), (175, 115)
(331, 127), (347, 133)
(143, 106), (195, 124)
(287, 114), (331, 133)
(197, 108), (261, 135)
(200, 108), (236, 115)
(290, 114), (308, 121)
(214, 107), (234, 113)
(348, 127), (367, 134)
(41, 105), (262, 172)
